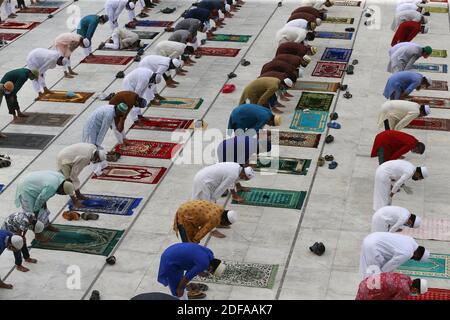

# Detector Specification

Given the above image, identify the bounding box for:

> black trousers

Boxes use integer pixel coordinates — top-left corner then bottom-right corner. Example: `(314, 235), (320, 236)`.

(5, 94), (20, 115)
(384, 119), (390, 131)
(14, 243), (30, 266)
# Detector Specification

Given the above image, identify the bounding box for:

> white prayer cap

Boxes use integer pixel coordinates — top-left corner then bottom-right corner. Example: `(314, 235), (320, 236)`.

(244, 167), (255, 179)
(97, 149), (106, 162)
(83, 38), (90, 48)
(413, 216), (422, 228)
(283, 78), (293, 88)
(225, 4), (231, 12)
(419, 279), (428, 294)
(424, 104), (431, 115)
(303, 55), (312, 63)
(424, 76), (432, 86)
(63, 181), (75, 195)
(61, 57), (70, 66)
(34, 221), (44, 234)
(172, 58), (182, 68)
(126, 2), (135, 10)
(227, 210), (238, 224)
(421, 24), (429, 33)
(11, 235), (24, 250)
(316, 18), (322, 26)
(420, 166), (429, 178)
(213, 261), (226, 277)
(420, 249), (430, 262)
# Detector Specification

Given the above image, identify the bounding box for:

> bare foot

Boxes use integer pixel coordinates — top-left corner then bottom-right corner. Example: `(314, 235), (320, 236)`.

(16, 265), (30, 272)
(280, 96), (290, 101)
(272, 107), (284, 114)
(69, 71), (79, 76)
(25, 258), (37, 264)
(0, 282), (13, 289)
(210, 230), (226, 238)
(232, 195), (245, 203)
(64, 73), (74, 79)
(0, 133), (7, 138)
(237, 186), (251, 192)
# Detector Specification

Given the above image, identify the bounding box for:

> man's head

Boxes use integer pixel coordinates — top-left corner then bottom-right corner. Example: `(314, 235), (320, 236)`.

(170, 58), (183, 70)
(32, 220), (45, 234)
(301, 55), (312, 67)
(418, 75), (432, 90)
(412, 245), (430, 261)
(57, 180), (75, 196)
(306, 31), (316, 41)
(239, 166), (255, 181)
(114, 102), (129, 116)
(207, 258), (225, 277)
(7, 235), (23, 252)
(2, 81), (14, 94)
(315, 18), (322, 26)
(28, 69), (39, 81)
(280, 78), (293, 91)
(56, 56), (70, 67)
(99, 15), (109, 24)
(308, 46), (318, 56)
(411, 278), (428, 295)
(81, 38), (91, 48)
(412, 166), (428, 181)
(422, 46), (432, 58)
(308, 21), (317, 31)
(268, 114), (282, 127)
(184, 45), (195, 55)
(419, 104), (431, 117)
(406, 213), (421, 229)
(126, 0), (136, 11)
(412, 142), (426, 154)
(220, 210), (238, 227)
(92, 149), (106, 163)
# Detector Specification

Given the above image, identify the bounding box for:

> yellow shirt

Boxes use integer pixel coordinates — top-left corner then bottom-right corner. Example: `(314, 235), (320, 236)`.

(239, 77), (280, 107)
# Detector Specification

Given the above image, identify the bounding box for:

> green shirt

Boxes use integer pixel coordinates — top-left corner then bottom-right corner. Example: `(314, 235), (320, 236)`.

(0, 68), (30, 96)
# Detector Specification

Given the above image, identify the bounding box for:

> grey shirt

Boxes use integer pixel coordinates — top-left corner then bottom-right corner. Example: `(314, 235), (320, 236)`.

(174, 18), (201, 38)
(168, 30), (192, 44)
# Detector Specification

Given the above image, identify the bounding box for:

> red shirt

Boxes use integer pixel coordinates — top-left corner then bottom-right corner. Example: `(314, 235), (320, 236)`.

(356, 272), (413, 300)
(391, 21), (421, 47)
(371, 130), (418, 161)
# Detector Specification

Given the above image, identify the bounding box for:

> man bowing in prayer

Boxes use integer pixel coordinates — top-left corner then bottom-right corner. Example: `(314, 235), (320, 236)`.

(192, 162), (254, 203)
(378, 100), (430, 131)
(105, 0), (137, 30)
(228, 104), (281, 135)
(0, 230), (23, 289)
(371, 130), (425, 164)
(359, 232), (429, 279)
(373, 160), (428, 211)
(383, 71), (431, 100)
(77, 14), (109, 58)
(391, 20), (428, 47)
(371, 206), (421, 233)
(54, 33), (91, 79)
(139, 55), (183, 89)
(388, 44), (432, 73)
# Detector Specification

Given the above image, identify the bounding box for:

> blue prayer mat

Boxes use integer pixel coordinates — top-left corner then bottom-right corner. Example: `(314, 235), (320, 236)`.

(315, 31), (353, 40)
(412, 63), (448, 74)
(68, 194), (142, 216)
(321, 47), (353, 63)
(290, 110), (328, 133)
(0, 184), (4, 193)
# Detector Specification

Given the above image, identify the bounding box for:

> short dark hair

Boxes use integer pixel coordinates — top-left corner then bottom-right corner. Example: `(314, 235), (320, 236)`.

(409, 213), (417, 226)
(209, 258), (221, 272)
(184, 46), (195, 55)
(415, 246), (426, 260)
(412, 279), (421, 293)
(416, 142), (426, 154)
(220, 210), (231, 225)
(306, 32), (316, 41)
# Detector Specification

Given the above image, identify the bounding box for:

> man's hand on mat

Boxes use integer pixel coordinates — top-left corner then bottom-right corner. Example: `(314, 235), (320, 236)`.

(35, 234), (50, 243)
(280, 96), (290, 102)
(122, 139), (131, 146)
(210, 230), (226, 238)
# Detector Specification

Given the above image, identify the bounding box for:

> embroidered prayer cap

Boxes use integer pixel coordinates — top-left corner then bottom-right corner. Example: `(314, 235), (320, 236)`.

(283, 78), (293, 88)
(117, 102), (129, 114)
(63, 181), (75, 195)
(243, 166), (255, 179)
(34, 220), (45, 234)
(11, 235), (24, 250)
(423, 46), (432, 55)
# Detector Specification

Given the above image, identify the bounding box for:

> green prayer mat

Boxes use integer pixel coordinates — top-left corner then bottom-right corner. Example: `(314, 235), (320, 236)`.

(296, 92), (335, 111)
(424, 6), (449, 13)
(290, 110), (328, 133)
(396, 253), (450, 279)
(195, 261), (278, 289)
(255, 157), (311, 175)
(431, 49), (448, 58)
(208, 34), (251, 43)
(31, 224), (124, 256)
(232, 187), (306, 210)
(151, 97), (203, 110)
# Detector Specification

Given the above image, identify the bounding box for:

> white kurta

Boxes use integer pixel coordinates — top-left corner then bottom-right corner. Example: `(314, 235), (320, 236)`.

(396, 3), (419, 13)
(377, 100), (420, 130)
(391, 10), (423, 31)
(371, 206), (411, 233)
(388, 43), (422, 73)
(389, 42), (421, 58)
(299, 0), (327, 9)
(139, 55), (171, 74)
(275, 26), (307, 45)
(155, 41), (187, 59)
(192, 162), (241, 202)
(373, 160), (416, 211)
(105, 0), (135, 30)
(285, 18), (309, 30)
(360, 232), (418, 279)
(26, 48), (60, 93)
(82, 104), (116, 147)
(105, 28), (139, 49)
(57, 143), (96, 189)
(123, 67), (155, 121)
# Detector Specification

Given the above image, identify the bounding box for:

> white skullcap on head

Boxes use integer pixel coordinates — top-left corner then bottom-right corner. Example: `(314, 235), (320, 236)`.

(11, 235), (24, 250)
(421, 24), (429, 33)
(227, 210), (238, 224)
(63, 181), (75, 195)
(420, 249), (430, 262)
(419, 279), (428, 294)
(225, 4), (231, 12)
(127, 2), (135, 10)
(303, 55), (312, 63)
(244, 166), (255, 179)
(420, 166), (429, 178)
(283, 78), (293, 88)
(316, 18), (322, 26)
(424, 104), (431, 115)
(172, 58), (182, 68)
(413, 216), (421, 228)
(83, 38), (90, 47)
(213, 261), (226, 277)
(97, 149), (106, 162)
(424, 76), (432, 86)
(34, 220), (45, 234)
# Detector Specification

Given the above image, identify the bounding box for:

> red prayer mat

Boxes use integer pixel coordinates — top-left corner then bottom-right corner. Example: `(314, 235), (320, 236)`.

(407, 117), (450, 131)
(196, 47), (240, 57)
(92, 164), (167, 184)
(81, 55), (133, 65)
(428, 80), (449, 91)
(0, 21), (40, 30)
(312, 61), (347, 78)
(18, 7), (58, 14)
(406, 288), (450, 300)
(406, 96), (450, 109)
(0, 32), (21, 41)
(113, 140), (182, 159)
(130, 117), (194, 132)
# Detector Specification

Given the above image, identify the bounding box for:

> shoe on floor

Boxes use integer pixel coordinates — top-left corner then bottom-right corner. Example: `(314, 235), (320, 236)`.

(328, 161), (338, 170)
(327, 121), (341, 129)
(188, 290), (207, 300)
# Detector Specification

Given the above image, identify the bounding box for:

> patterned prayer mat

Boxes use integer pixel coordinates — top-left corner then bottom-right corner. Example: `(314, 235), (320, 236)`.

(312, 61), (347, 78)
(424, 6), (449, 13)
(292, 81), (340, 92)
(18, 7), (58, 14)
(255, 157), (311, 175)
(407, 117), (450, 131)
(334, 0), (362, 6)
(315, 31), (353, 40)
(31, 1), (65, 6)
(0, 33), (21, 41)
(321, 48), (353, 63)
(150, 97), (203, 110)
(92, 164), (166, 184)
(135, 20), (173, 27)
(412, 63), (448, 74)
(405, 96), (450, 109)
(297, 92), (335, 111)
(195, 261), (278, 289)
(13, 112), (73, 127)
(114, 139), (181, 159)
(208, 34), (251, 42)
(134, 31), (159, 39)
(100, 43), (148, 52)
(0, 133), (54, 150)
(430, 0), (448, 2)
(232, 187), (307, 210)
(323, 17), (355, 24)
(36, 90), (94, 103)
(130, 116), (194, 131)
(290, 110), (328, 132)
(428, 80), (449, 91)
(31, 224), (124, 256)
(81, 55), (133, 65)
(431, 50), (447, 58)
(195, 47), (240, 57)
(269, 131), (321, 148)
(407, 288), (450, 300)
(0, 21), (40, 30)
(397, 253), (450, 279)
(400, 218), (450, 241)
(68, 194), (142, 216)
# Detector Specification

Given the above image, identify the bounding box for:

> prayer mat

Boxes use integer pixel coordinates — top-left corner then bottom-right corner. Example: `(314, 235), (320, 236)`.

(18, 7), (58, 14)
(290, 110), (328, 132)
(232, 187), (307, 210)
(431, 50), (448, 58)
(134, 31), (159, 39)
(255, 157), (312, 175)
(31, 224), (124, 256)
(68, 194), (142, 216)
(430, 0), (448, 2)
(269, 131), (321, 148)
(195, 47), (240, 57)
(0, 33), (21, 41)
(81, 55), (133, 65)
(400, 218), (450, 241)
(195, 261), (278, 289)
(312, 61), (347, 78)
(113, 139), (181, 159)
(334, 0), (361, 6)
(0, 133), (53, 150)
(406, 117), (450, 131)
(296, 92), (334, 111)
(315, 31), (353, 40)
(292, 81), (340, 92)
(405, 96), (450, 109)
(0, 21), (39, 30)
(397, 253), (450, 279)
(412, 63), (448, 74)
(130, 116), (194, 131)
(424, 6), (449, 13)
(13, 112), (73, 127)
(323, 17), (355, 24)
(135, 20), (173, 27)
(0, 184), (4, 193)
(151, 97), (203, 110)
(406, 288), (450, 300)
(31, 1), (65, 6)
(92, 164), (166, 184)
(428, 80), (449, 91)
(321, 48), (353, 63)
(36, 90), (94, 103)
(208, 34), (251, 43)
(101, 43), (148, 52)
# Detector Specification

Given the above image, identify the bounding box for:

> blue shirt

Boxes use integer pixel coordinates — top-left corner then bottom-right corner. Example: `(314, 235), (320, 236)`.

(228, 104), (273, 131)
(0, 230), (13, 255)
(217, 136), (272, 164)
(383, 71), (423, 100)
(77, 15), (99, 40)
(185, 8), (211, 23)
(197, 0), (223, 11)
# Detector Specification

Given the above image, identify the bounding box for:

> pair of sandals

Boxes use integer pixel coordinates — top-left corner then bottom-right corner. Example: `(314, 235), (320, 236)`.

(0, 154), (11, 168)
(327, 121), (341, 129)
(63, 211), (99, 221)
(186, 283), (209, 300)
